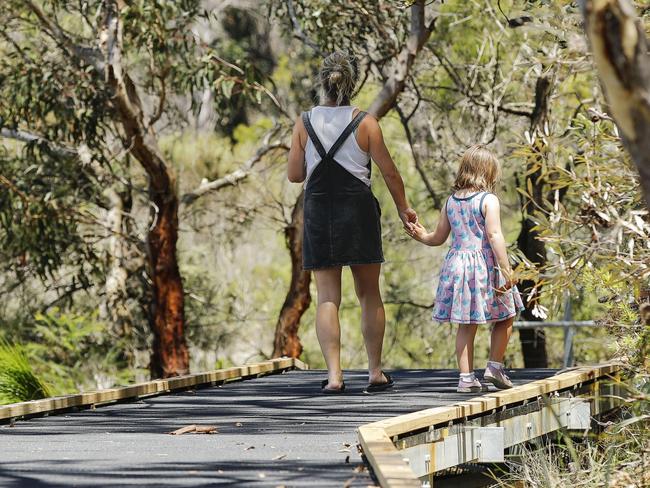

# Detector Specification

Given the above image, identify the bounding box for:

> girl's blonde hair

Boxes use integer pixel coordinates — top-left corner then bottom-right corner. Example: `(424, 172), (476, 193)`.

(453, 145), (501, 193)
(319, 51), (358, 106)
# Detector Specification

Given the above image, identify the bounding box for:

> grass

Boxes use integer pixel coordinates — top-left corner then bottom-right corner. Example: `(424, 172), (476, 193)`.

(0, 340), (51, 404)
(492, 379), (650, 488)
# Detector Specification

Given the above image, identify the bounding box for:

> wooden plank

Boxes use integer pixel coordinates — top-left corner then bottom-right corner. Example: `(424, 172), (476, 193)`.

(0, 357), (305, 421)
(357, 426), (420, 488)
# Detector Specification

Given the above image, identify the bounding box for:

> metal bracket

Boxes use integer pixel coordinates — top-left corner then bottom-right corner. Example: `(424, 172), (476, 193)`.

(467, 426), (505, 463)
(566, 398), (591, 430)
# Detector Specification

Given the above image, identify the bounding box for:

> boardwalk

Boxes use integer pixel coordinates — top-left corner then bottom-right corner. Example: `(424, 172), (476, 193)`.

(0, 368), (555, 487)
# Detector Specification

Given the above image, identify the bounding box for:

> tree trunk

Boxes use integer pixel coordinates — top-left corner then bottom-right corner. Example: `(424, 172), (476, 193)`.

(100, 187), (133, 361)
(272, 192), (312, 358)
(148, 187), (190, 378)
(581, 0), (650, 208)
(516, 210), (549, 368)
(516, 75), (553, 368)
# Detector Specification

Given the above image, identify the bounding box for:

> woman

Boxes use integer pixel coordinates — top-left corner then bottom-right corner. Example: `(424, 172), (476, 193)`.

(287, 51), (417, 393)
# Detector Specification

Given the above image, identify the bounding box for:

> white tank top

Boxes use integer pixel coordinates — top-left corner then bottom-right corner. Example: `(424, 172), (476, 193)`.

(304, 106), (371, 186)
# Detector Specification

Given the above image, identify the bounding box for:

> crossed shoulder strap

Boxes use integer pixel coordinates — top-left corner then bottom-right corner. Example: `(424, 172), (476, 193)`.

(302, 110), (368, 160)
(302, 111), (327, 159)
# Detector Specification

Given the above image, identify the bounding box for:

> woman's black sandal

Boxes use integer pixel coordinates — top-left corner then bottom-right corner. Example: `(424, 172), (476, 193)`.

(321, 379), (346, 394)
(364, 372), (394, 394)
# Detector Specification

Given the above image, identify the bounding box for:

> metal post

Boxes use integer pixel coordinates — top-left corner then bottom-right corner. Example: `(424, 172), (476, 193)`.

(562, 295), (575, 368)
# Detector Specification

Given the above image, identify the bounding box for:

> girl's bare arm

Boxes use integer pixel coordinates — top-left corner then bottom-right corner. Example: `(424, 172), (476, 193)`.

(408, 204), (451, 246)
(484, 194), (515, 286)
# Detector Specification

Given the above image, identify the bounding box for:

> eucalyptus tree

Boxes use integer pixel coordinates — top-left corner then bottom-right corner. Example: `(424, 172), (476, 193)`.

(0, 0), (280, 377)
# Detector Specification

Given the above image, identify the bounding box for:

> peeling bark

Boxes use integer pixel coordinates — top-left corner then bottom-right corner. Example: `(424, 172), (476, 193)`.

(101, 1), (189, 377)
(100, 188), (131, 339)
(581, 0), (650, 207)
(272, 192), (311, 358)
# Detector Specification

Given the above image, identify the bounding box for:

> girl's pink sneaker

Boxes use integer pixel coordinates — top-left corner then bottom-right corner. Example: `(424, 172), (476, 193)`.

(483, 364), (513, 389)
(456, 378), (489, 393)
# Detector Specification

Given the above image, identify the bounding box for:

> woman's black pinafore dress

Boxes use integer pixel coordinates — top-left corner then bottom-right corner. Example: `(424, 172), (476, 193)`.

(302, 110), (384, 270)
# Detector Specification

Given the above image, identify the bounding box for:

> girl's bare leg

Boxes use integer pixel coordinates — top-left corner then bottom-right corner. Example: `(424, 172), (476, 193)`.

(456, 324), (478, 373)
(489, 316), (514, 362)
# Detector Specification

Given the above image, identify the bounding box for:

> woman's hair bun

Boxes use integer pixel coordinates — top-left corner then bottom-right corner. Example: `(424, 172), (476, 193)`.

(329, 70), (343, 85)
(319, 51), (359, 105)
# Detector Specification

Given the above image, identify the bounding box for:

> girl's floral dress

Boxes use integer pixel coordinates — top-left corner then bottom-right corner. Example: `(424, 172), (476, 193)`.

(432, 192), (525, 324)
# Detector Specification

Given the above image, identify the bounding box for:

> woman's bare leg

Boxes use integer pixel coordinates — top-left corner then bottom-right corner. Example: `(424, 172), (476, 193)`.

(351, 264), (387, 384)
(456, 324), (478, 373)
(489, 316), (514, 362)
(313, 267), (343, 389)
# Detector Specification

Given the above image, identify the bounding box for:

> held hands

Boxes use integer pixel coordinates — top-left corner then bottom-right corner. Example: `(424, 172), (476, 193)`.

(405, 222), (428, 242)
(399, 207), (418, 231)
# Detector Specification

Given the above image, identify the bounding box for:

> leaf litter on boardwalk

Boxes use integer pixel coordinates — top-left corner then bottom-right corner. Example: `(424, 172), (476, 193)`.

(168, 424), (217, 435)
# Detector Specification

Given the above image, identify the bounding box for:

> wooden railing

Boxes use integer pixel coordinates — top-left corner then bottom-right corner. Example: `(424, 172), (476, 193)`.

(357, 361), (624, 487)
(0, 357), (308, 422)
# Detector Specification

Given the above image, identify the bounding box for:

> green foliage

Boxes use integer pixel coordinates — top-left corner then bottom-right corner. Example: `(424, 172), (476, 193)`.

(25, 309), (134, 394)
(0, 341), (50, 404)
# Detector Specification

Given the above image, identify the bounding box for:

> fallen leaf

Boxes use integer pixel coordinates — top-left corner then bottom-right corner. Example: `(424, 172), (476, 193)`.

(169, 424), (217, 435)
(169, 425), (197, 435)
(245, 446), (255, 450)
(273, 454), (287, 461)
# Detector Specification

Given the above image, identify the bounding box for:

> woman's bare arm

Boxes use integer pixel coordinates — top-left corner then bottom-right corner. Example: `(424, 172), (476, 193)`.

(363, 115), (417, 229)
(287, 116), (307, 183)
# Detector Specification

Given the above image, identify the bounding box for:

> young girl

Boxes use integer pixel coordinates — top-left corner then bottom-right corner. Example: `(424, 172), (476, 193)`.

(407, 145), (524, 393)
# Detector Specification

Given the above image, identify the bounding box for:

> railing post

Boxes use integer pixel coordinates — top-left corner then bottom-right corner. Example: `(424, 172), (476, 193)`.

(562, 295), (575, 368)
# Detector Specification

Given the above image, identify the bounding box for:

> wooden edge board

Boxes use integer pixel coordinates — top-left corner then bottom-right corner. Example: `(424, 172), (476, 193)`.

(372, 361), (623, 437)
(357, 426), (420, 488)
(357, 361), (623, 486)
(0, 357), (307, 421)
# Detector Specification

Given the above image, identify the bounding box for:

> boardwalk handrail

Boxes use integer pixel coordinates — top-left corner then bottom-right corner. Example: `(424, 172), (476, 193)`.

(0, 357), (308, 422)
(357, 361), (623, 488)
(514, 320), (596, 328)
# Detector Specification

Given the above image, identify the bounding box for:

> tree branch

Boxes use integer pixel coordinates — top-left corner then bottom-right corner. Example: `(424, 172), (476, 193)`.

(24, 0), (103, 71)
(368, 0), (439, 118)
(0, 128), (76, 157)
(181, 141), (288, 206)
(285, 0), (325, 56)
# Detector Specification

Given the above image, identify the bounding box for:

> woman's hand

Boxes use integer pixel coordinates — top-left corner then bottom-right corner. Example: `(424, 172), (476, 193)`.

(399, 207), (418, 231)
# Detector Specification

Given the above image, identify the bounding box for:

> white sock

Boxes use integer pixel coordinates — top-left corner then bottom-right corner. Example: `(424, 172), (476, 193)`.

(487, 360), (503, 369)
(460, 372), (476, 382)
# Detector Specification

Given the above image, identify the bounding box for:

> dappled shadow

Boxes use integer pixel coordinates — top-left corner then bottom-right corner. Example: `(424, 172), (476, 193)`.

(0, 458), (374, 487)
(1, 369), (555, 437)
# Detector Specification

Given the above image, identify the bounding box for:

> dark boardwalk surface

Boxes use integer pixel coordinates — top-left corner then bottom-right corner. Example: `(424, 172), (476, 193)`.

(0, 368), (555, 487)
